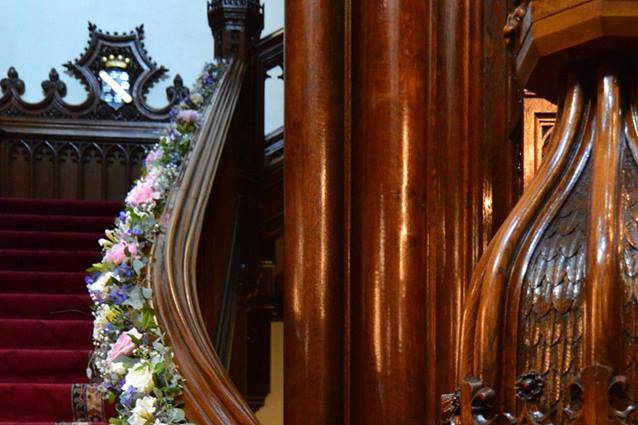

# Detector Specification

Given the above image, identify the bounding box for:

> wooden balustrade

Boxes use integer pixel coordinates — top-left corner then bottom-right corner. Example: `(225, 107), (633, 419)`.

(151, 58), (260, 424)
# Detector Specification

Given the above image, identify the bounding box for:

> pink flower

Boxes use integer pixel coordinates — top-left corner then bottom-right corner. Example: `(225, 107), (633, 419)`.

(106, 332), (136, 363)
(144, 149), (162, 164)
(176, 109), (201, 124)
(104, 241), (137, 265)
(126, 177), (160, 207)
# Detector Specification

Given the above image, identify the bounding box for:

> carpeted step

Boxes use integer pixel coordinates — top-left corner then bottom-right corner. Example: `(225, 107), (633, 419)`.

(0, 293), (91, 319)
(0, 213), (115, 233)
(0, 250), (101, 272)
(0, 197), (121, 217)
(0, 349), (90, 383)
(0, 383), (76, 420)
(0, 383), (113, 421)
(0, 230), (101, 251)
(0, 319), (92, 349)
(0, 271), (87, 294)
(0, 197), (116, 423)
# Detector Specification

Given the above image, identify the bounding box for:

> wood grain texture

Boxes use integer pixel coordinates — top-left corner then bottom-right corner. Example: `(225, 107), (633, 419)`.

(284, 0), (345, 424)
(350, 0), (428, 423)
(457, 57), (638, 422)
(151, 59), (260, 424)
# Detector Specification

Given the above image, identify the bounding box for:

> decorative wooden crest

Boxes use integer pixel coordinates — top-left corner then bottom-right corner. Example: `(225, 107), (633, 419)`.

(0, 22), (188, 121)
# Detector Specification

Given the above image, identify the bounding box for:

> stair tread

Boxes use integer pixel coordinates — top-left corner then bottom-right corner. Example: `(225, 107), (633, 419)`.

(0, 293), (92, 319)
(0, 250), (101, 272)
(0, 319), (93, 349)
(0, 348), (90, 383)
(0, 197), (121, 216)
(0, 198), (111, 421)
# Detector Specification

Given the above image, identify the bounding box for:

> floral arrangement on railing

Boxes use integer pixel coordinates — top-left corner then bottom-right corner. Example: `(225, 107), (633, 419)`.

(85, 61), (226, 425)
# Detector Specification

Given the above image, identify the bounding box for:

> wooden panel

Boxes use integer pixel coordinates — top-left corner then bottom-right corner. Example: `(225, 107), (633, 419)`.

(523, 92), (557, 188)
(0, 135), (152, 201)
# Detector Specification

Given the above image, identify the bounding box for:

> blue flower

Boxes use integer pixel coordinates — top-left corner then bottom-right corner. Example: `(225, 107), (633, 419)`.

(114, 263), (134, 281)
(120, 386), (137, 408)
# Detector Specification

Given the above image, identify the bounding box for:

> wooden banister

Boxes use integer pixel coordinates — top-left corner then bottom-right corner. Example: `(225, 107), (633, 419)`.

(151, 58), (260, 425)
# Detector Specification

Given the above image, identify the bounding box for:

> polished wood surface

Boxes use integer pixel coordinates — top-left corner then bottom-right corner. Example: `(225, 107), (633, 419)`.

(514, 0), (638, 98)
(431, 3), (523, 418)
(455, 1), (638, 419)
(284, 0), (345, 423)
(350, 1), (428, 423)
(151, 59), (259, 424)
(456, 63), (638, 425)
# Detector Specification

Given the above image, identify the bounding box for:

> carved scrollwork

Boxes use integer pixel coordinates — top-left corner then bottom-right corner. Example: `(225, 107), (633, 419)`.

(515, 370), (545, 403)
(503, 1), (530, 48)
(453, 367), (638, 424)
(442, 389), (461, 424)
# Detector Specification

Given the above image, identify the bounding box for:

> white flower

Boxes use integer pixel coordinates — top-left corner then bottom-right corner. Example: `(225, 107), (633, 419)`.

(124, 363), (154, 393)
(92, 305), (110, 339)
(132, 395), (156, 419)
(89, 272), (112, 296)
(128, 328), (143, 340)
(127, 413), (148, 425)
(109, 361), (127, 376)
(190, 93), (204, 105)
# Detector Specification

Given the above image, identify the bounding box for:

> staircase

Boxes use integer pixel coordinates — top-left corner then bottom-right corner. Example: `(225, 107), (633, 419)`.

(0, 197), (118, 424)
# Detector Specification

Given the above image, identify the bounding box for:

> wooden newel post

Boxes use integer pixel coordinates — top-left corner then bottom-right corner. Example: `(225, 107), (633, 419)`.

(457, 1), (638, 423)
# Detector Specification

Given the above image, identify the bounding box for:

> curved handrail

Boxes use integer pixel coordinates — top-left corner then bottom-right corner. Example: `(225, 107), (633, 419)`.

(151, 58), (260, 424)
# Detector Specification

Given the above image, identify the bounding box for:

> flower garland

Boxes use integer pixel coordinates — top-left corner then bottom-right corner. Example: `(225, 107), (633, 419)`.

(85, 61), (226, 425)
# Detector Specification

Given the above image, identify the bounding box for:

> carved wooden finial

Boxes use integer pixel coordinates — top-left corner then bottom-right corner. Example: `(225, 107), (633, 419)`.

(1, 67), (25, 96)
(207, 0), (263, 59)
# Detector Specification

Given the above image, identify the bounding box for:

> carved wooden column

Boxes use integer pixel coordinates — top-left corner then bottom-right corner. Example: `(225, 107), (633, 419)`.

(455, 1), (638, 423)
(349, 1), (428, 423)
(284, 0), (345, 424)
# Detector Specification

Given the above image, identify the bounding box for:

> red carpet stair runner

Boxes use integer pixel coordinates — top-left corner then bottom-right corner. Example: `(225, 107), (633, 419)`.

(0, 197), (118, 424)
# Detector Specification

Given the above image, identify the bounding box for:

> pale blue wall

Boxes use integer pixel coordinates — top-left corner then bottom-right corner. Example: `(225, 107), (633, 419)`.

(0, 0), (283, 132)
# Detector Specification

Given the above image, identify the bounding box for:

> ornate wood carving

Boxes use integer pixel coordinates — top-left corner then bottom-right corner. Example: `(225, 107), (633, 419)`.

(0, 23), (188, 121)
(208, 0), (263, 60)
(523, 92), (557, 188)
(0, 135), (147, 200)
(0, 23), (189, 200)
(456, 2), (638, 424)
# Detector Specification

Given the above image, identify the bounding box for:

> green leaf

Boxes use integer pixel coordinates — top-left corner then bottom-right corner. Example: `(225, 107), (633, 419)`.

(140, 309), (155, 330)
(133, 259), (146, 274)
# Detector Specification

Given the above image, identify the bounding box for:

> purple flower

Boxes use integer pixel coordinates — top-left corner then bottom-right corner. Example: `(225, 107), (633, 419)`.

(107, 287), (128, 305)
(120, 386), (137, 408)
